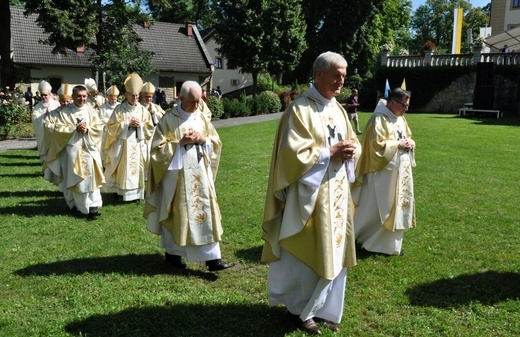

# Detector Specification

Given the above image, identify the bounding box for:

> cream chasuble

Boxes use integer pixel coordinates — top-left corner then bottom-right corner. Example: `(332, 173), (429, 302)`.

(103, 102), (154, 200)
(353, 99), (416, 255)
(264, 88), (361, 323)
(44, 103), (105, 214)
(144, 106), (222, 249)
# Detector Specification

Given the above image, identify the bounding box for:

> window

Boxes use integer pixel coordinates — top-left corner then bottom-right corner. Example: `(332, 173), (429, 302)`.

(515, 0), (520, 8)
(215, 57), (223, 69)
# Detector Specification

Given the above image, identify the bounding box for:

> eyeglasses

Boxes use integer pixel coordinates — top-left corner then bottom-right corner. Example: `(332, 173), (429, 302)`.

(394, 99), (410, 108)
(41, 94), (48, 97)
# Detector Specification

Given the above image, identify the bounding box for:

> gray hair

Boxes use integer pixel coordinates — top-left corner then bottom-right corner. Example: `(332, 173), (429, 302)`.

(179, 81), (202, 97)
(313, 52), (348, 78)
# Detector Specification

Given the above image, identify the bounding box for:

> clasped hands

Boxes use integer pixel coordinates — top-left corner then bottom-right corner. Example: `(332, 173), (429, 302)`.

(180, 129), (205, 146)
(76, 121), (88, 133)
(330, 140), (357, 161)
(129, 117), (141, 128)
(399, 138), (415, 152)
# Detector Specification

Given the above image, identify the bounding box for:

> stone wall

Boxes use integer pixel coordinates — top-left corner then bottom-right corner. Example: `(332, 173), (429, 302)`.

(419, 73), (476, 113)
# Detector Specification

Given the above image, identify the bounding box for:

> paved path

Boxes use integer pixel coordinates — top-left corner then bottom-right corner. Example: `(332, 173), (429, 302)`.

(0, 112), (283, 153)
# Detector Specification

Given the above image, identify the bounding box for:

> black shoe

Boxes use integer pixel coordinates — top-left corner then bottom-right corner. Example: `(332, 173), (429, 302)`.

(399, 251), (405, 256)
(87, 207), (101, 220)
(165, 253), (186, 269)
(206, 259), (231, 272)
(287, 311), (322, 335)
(314, 317), (340, 332)
(133, 199), (141, 205)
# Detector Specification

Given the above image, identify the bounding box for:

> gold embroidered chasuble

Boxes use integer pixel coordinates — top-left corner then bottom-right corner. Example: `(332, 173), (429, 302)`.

(261, 90), (360, 280)
(353, 99), (416, 232)
(103, 102), (155, 192)
(144, 107), (223, 246)
(43, 103), (105, 192)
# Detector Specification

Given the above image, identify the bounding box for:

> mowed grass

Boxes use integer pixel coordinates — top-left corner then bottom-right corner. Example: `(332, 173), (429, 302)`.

(0, 112), (519, 336)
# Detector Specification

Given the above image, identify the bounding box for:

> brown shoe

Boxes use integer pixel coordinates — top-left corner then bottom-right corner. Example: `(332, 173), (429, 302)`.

(287, 311), (322, 335)
(314, 317), (340, 332)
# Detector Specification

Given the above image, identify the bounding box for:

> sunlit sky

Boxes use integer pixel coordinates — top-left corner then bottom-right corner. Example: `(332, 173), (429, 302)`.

(412, 0), (490, 11)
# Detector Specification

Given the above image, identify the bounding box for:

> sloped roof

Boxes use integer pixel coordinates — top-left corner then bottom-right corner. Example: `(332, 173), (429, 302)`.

(10, 6), (93, 67)
(485, 26), (520, 52)
(135, 21), (211, 73)
(9, 5), (212, 74)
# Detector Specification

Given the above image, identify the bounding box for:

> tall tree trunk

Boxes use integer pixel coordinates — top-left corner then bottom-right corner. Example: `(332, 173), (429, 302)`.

(0, 2), (15, 88)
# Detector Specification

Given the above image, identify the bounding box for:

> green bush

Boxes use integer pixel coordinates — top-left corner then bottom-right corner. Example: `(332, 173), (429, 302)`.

(0, 86), (31, 140)
(336, 88), (351, 104)
(205, 96), (224, 120)
(255, 91), (282, 114)
(257, 73), (280, 92)
(222, 93), (251, 118)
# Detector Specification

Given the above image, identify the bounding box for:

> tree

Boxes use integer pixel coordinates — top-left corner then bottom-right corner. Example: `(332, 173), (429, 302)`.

(214, 0), (306, 97)
(92, 1), (155, 90)
(410, 0), (486, 54)
(147, 0), (216, 28)
(23, 0), (154, 90)
(290, 0), (389, 84)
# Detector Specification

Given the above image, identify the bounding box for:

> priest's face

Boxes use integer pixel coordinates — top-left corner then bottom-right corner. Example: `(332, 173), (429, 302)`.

(141, 94), (153, 105)
(125, 92), (139, 105)
(41, 92), (51, 104)
(180, 89), (201, 113)
(73, 89), (88, 107)
(314, 62), (346, 100)
(107, 96), (118, 106)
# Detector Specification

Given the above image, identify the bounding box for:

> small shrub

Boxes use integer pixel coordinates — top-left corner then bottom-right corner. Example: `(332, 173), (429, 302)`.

(256, 91), (281, 114)
(222, 94), (251, 118)
(205, 96), (224, 120)
(336, 88), (351, 104)
(0, 86), (31, 139)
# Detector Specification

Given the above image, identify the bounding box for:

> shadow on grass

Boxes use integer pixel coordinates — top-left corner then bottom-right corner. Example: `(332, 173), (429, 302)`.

(0, 193), (70, 217)
(14, 253), (220, 281)
(0, 172), (43, 178)
(406, 270), (520, 308)
(0, 190), (61, 198)
(64, 304), (293, 337)
(235, 245), (262, 263)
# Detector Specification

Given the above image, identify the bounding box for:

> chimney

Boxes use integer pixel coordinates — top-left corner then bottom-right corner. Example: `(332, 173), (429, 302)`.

(76, 45), (85, 53)
(186, 21), (194, 37)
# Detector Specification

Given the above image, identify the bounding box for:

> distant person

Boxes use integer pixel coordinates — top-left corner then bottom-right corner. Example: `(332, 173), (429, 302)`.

(32, 80), (60, 163)
(56, 83), (73, 109)
(24, 87), (33, 110)
(84, 78), (105, 109)
(501, 44), (509, 53)
(262, 51), (361, 335)
(140, 82), (165, 126)
(353, 87), (416, 256)
(144, 80), (231, 272)
(345, 88), (362, 134)
(103, 73), (155, 204)
(44, 85), (105, 220)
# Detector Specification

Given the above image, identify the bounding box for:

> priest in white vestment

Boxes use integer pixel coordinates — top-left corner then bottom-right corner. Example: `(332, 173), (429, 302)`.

(144, 80), (230, 272)
(140, 82), (164, 126)
(40, 83), (73, 186)
(32, 80), (60, 163)
(98, 85), (120, 163)
(44, 85), (105, 220)
(352, 87), (416, 256)
(262, 52), (361, 335)
(103, 73), (155, 203)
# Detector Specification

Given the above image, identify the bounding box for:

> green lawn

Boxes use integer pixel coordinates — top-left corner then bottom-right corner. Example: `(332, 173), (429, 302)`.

(0, 112), (519, 336)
